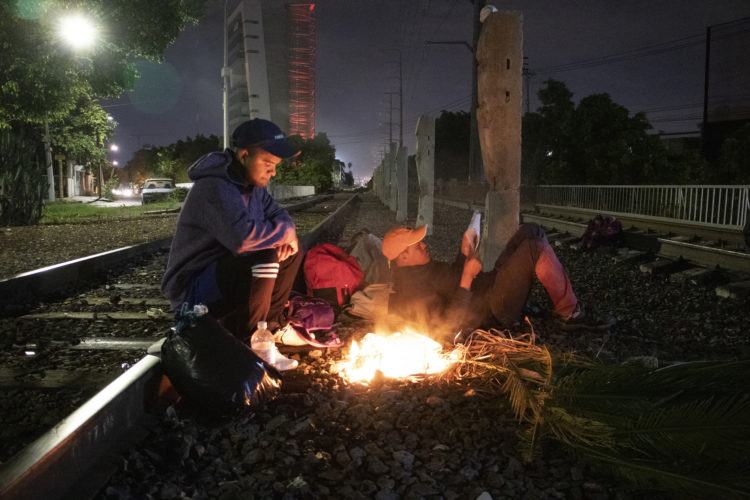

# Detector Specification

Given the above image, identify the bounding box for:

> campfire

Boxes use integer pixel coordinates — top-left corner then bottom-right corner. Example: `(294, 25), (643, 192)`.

(336, 329), (456, 383)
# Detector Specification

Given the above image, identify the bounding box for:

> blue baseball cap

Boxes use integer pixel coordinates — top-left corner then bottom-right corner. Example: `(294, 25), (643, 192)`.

(231, 119), (300, 159)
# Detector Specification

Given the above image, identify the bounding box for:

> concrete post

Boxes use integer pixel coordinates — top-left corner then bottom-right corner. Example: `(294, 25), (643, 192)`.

(476, 10), (523, 270)
(388, 143), (398, 212)
(374, 165), (379, 198)
(415, 115), (435, 235)
(382, 155), (391, 206)
(396, 145), (408, 221)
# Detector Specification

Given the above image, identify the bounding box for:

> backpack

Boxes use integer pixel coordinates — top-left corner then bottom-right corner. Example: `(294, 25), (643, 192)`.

(304, 243), (364, 306)
(344, 283), (393, 320)
(287, 292), (335, 332)
(345, 230), (391, 285)
(581, 215), (623, 250)
(277, 292), (341, 348)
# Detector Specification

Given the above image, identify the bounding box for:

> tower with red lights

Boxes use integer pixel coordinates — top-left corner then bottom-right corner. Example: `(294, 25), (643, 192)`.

(288, 3), (316, 138)
(225, 0), (316, 139)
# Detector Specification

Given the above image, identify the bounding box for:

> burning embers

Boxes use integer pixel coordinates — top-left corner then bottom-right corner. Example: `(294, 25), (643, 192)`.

(336, 330), (455, 383)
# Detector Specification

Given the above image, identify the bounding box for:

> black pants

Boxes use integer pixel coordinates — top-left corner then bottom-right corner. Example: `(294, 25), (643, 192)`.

(208, 249), (303, 344)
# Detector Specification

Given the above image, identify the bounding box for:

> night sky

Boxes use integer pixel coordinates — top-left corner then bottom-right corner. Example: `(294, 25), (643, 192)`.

(103, 0), (750, 183)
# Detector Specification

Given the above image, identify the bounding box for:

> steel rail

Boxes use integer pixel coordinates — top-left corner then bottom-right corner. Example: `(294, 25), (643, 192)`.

(534, 203), (746, 248)
(0, 195), (334, 316)
(433, 196), (749, 272)
(0, 352), (163, 500)
(0, 193), (359, 500)
(521, 212), (750, 273)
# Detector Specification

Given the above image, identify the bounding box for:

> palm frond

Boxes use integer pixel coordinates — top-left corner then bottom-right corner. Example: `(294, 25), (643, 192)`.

(579, 447), (750, 499)
(445, 325), (750, 497)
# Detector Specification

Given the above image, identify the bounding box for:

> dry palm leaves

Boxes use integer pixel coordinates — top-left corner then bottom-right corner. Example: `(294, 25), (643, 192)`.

(444, 323), (750, 498)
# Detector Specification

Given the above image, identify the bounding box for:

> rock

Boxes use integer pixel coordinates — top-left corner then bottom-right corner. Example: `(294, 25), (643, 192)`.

(392, 450), (415, 470)
(367, 456), (390, 475)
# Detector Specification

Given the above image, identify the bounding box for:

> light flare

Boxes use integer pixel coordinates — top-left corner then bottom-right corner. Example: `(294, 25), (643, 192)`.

(337, 330), (455, 383)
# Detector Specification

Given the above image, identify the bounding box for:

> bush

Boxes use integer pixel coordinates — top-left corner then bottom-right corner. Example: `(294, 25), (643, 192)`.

(0, 126), (46, 226)
(169, 187), (189, 202)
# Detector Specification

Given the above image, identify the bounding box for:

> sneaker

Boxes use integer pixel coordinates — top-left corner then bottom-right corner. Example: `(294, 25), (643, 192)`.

(273, 323), (309, 346)
(557, 303), (616, 331)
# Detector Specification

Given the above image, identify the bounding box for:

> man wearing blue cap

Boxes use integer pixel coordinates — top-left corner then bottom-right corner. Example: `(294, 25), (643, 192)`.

(162, 119), (302, 345)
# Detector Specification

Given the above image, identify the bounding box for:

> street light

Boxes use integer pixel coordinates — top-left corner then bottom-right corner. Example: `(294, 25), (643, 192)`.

(109, 144), (119, 152)
(43, 13), (98, 201)
(58, 15), (97, 50)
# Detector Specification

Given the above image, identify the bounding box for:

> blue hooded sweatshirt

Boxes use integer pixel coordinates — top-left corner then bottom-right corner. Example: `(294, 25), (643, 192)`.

(161, 149), (295, 307)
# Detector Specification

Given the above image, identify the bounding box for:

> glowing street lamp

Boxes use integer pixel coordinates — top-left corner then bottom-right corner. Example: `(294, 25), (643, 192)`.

(109, 144), (119, 152)
(58, 15), (97, 50)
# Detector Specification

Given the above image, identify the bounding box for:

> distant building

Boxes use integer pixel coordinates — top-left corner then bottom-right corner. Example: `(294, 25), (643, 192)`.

(226, 0), (316, 138)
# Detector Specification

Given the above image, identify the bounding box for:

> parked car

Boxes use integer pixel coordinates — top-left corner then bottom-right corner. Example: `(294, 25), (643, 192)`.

(141, 178), (175, 204)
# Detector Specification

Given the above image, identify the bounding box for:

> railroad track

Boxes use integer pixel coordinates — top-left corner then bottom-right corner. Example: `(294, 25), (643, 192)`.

(0, 193), (359, 500)
(434, 196), (750, 299)
(3, 191), (746, 499)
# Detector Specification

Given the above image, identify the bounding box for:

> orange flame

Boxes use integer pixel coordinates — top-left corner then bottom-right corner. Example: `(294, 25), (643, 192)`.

(337, 329), (455, 383)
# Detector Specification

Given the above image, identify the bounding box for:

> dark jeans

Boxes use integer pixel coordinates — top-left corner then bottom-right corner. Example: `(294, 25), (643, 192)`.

(208, 249), (303, 344)
(473, 223), (577, 326)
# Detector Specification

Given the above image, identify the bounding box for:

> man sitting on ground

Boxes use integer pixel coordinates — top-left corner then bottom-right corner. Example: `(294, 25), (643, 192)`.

(162, 118), (301, 350)
(382, 223), (614, 342)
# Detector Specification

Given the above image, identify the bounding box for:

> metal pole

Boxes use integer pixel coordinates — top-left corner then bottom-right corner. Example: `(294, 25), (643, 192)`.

(44, 117), (55, 201)
(469, 0), (482, 182)
(399, 51), (403, 148)
(701, 25), (711, 154)
(222, 0), (230, 149)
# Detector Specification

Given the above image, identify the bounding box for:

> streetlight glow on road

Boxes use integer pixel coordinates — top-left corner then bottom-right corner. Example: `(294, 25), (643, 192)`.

(59, 15), (97, 50)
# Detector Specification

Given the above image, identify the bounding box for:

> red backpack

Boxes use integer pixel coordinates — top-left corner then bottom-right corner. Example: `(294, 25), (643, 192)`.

(304, 243), (364, 307)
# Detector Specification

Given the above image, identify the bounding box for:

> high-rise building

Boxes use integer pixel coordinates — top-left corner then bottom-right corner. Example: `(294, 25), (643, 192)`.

(288, 3), (316, 138)
(225, 0), (315, 139)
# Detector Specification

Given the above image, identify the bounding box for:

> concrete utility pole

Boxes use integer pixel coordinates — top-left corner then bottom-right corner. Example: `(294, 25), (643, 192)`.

(476, 10), (523, 269)
(415, 115), (435, 235)
(396, 144), (408, 221)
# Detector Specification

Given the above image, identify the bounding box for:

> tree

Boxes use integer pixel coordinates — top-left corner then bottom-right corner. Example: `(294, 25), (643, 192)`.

(52, 96), (114, 169)
(1, 1), (204, 130)
(0, 0), (205, 223)
(716, 122), (750, 184)
(435, 111), (470, 181)
(122, 134), (221, 184)
(123, 147), (159, 186)
(276, 133), (339, 191)
(522, 79), (671, 185)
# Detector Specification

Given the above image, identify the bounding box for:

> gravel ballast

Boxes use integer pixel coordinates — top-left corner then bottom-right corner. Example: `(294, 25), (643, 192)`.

(2, 192), (747, 499)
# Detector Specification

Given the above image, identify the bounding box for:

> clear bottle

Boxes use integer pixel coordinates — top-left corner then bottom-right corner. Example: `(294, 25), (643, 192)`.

(250, 321), (275, 365)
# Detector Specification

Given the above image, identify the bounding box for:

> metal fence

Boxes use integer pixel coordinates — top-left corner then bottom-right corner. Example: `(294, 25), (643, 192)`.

(536, 185), (750, 230)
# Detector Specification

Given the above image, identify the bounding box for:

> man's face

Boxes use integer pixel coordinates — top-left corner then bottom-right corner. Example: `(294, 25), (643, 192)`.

(240, 148), (282, 187)
(397, 240), (431, 267)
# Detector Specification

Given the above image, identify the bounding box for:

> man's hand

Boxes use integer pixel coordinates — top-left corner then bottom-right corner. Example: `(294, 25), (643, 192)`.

(461, 229), (479, 257)
(276, 236), (299, 262)
(459, 256), (482, 289)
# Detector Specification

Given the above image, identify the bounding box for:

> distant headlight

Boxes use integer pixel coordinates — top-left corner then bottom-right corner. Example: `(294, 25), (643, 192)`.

(113, 188), (134, 197)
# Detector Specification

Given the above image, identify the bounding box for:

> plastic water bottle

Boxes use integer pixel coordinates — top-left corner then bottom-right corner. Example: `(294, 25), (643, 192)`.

(251, 321), (275, 365)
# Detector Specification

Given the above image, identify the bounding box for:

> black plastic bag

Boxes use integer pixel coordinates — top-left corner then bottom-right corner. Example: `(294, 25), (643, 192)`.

(161, 312), (282, 413)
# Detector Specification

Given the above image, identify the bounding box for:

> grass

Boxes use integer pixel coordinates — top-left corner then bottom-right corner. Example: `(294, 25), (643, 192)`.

(41, 199), (181, 224)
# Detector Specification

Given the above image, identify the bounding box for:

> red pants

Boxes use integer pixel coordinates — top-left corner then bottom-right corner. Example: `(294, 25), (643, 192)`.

(478, 223), (577, 326)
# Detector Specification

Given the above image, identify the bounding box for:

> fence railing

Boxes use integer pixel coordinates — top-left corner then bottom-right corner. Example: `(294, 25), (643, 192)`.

(536, 185), (750, 230)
